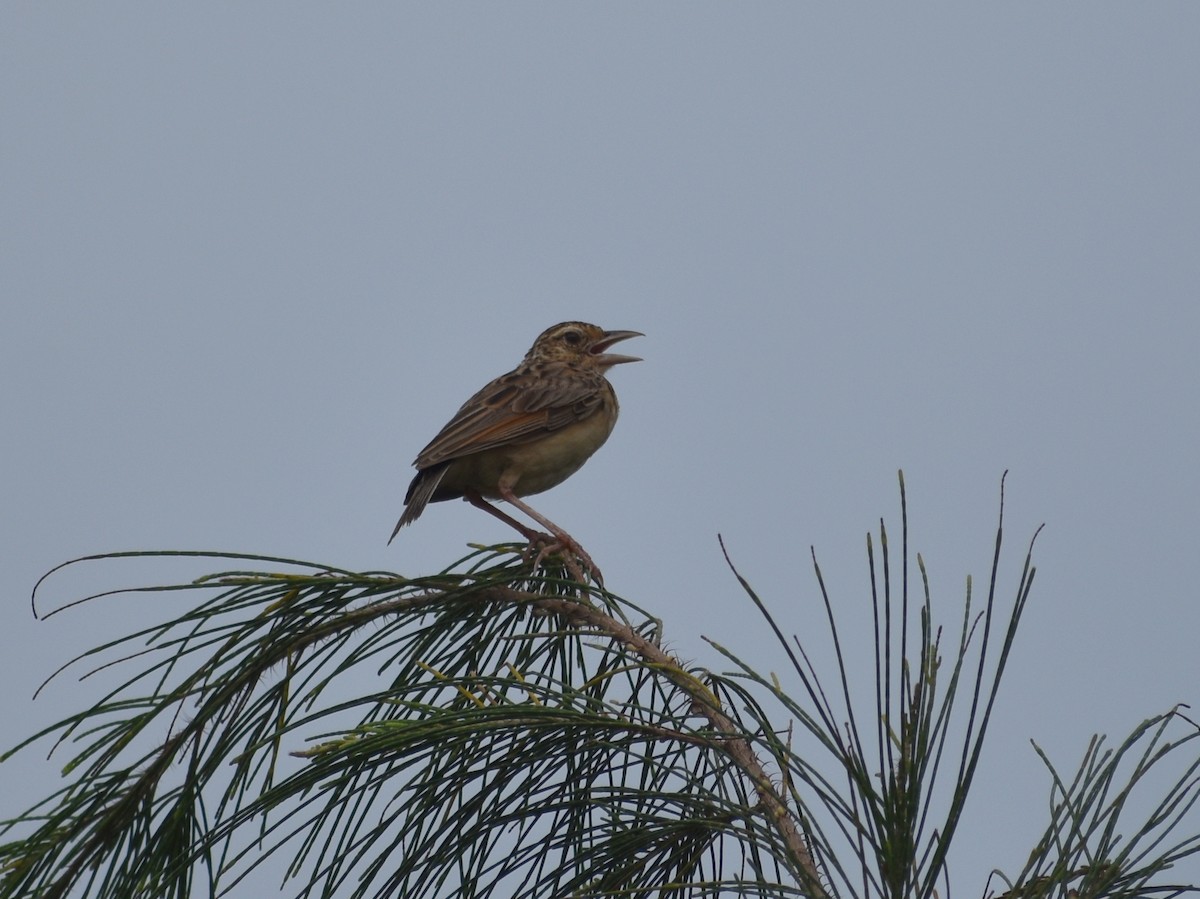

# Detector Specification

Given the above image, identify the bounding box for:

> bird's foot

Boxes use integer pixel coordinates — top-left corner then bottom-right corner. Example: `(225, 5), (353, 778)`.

(524, 532), (603, 587)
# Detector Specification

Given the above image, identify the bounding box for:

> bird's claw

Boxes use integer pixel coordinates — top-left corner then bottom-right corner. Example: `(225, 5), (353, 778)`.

(523, 532), (604, 587)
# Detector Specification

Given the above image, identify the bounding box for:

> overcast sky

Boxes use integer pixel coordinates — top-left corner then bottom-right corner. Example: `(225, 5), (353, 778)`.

(3, 5), (1199, 893)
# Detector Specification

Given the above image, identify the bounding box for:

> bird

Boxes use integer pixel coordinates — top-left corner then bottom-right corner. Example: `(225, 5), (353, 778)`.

(389, 321), (642, 580)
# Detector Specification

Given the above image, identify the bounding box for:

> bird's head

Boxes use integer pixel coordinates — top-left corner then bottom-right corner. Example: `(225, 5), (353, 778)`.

(526, 321), (643, 371)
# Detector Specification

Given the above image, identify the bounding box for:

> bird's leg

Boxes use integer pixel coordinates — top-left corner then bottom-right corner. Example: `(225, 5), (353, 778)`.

(497, 487), (603, 586)
(463, 490), (567, 574)
(463, 490), (543, 542)
(462, 489), (602, 585)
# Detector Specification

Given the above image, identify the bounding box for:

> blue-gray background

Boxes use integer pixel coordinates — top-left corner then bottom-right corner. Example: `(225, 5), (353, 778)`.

(3, 5), (1198, 892)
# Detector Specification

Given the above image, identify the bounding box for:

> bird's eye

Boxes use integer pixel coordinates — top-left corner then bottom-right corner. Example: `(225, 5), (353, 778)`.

(562, 330), (582, 346)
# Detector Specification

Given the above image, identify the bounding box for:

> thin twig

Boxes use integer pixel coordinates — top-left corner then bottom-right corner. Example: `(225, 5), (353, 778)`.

(519, 589), (828, 896)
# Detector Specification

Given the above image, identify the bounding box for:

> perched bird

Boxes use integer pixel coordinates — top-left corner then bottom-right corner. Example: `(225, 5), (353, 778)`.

(389, 321), (642, 578)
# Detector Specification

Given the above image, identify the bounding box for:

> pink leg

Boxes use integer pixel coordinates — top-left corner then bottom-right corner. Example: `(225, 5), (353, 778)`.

(464, 490), (542, 541)
(462, 489), (602, 585)
(497, 487), (603, 586)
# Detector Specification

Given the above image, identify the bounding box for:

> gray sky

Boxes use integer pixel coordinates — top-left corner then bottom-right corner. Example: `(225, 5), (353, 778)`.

(3, 4), (1199, 892)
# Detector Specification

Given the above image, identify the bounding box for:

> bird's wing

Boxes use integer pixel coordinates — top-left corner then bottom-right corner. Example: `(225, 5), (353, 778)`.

(413, 368), (605, 469)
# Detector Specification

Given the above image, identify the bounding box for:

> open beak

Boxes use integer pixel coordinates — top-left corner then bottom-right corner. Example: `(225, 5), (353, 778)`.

(591, 329), (643, 366)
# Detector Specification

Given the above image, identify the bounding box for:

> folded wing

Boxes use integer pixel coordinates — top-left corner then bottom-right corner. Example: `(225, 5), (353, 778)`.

(414, 370), (604, 469)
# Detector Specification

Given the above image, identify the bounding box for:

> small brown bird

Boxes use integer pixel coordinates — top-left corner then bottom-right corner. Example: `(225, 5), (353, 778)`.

(389, 321), (642, 579)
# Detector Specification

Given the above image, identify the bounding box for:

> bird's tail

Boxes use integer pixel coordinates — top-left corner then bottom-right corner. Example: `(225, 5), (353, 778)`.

(388, 465), (448, 544)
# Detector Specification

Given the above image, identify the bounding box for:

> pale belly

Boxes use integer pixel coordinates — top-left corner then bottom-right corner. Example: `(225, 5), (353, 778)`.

(439, 410), (617, 499)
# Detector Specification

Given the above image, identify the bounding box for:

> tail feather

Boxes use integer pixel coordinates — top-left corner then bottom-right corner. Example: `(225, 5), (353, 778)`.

(388, 465), (449, 544)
